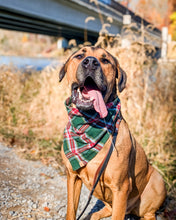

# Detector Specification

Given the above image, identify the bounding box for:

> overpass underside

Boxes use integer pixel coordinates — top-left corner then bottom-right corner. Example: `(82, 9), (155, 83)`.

(0, 0), (161, 47)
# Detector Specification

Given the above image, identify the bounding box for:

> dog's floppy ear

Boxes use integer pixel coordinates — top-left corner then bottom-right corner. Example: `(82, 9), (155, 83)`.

(117, 66), (127, 92)
(59, 64), (67, 82)
(59, 60), (69, 82)
(114, 58), (127, 93)
(59, 52), (76, 82)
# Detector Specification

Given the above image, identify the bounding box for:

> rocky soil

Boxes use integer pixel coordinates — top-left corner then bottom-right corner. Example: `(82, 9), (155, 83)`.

(0, 143), (99, 220)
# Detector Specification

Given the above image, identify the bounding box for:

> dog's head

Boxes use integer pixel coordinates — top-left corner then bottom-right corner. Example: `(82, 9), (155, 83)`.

(59, 46), (127, 117)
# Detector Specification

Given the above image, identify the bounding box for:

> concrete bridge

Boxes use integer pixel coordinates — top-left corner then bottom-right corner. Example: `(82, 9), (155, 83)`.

(0, 0), (161, 47)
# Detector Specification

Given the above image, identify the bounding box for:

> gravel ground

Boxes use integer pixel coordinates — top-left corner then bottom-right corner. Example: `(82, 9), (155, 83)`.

(0, 144), (166, 220)
(0, 143), (106, 220)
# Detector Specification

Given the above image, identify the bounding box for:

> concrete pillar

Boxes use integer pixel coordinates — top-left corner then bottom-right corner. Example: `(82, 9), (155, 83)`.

(161, 27), (168, 59)
(57, 37), (68, 49)
(123, 14), (131, 25)
(121, 14), (131, 48)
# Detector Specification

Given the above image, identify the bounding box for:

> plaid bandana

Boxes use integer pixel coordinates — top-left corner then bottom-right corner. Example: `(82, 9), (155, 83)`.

(63, 97), (121, 171)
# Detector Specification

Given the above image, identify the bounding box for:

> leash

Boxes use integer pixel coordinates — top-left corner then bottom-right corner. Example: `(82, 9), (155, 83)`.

(76, 113), (122, 220)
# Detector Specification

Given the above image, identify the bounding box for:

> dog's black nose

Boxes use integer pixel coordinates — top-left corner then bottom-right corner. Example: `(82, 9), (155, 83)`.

(82, 56), (100, 70)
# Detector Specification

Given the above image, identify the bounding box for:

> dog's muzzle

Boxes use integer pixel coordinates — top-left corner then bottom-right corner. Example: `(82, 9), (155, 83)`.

(71, 57), (107, 112)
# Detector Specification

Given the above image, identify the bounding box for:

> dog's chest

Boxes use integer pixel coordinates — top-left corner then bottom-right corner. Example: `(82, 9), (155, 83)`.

(77, 147), (124, 202)
(78, 162), (113, 203)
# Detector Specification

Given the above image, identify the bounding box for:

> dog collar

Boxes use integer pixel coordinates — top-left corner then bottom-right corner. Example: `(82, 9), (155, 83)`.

(63, 97), (121, 171)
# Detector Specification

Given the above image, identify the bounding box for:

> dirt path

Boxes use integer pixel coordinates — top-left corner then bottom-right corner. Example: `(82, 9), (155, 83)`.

(0, 143), (98, 220)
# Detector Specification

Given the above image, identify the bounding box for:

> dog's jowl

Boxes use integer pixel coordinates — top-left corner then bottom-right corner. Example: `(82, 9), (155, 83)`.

(59, 46), (166, 220)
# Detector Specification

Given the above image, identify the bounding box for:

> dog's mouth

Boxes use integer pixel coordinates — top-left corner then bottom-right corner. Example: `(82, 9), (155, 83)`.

(71, 77), (108, 118)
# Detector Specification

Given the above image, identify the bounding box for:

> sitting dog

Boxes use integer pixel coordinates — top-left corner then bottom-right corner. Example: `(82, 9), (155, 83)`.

(59, 46), (166, 220)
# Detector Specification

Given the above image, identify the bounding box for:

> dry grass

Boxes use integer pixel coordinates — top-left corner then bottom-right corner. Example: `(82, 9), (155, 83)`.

(0, 65), (70, 171)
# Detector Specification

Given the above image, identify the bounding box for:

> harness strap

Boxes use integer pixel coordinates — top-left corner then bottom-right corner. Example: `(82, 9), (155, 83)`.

(76, 113), (122, 220)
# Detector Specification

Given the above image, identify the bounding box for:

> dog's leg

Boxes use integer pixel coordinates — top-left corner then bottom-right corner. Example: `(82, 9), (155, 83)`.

(111, 179), (130, 220)
(66, 170), (82, 220)
(84, 202), (112, 220)
(137, 169), (166, 220)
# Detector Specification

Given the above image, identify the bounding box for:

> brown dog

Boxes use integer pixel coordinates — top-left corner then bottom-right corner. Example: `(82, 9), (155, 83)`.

(59, 46), (166, 220)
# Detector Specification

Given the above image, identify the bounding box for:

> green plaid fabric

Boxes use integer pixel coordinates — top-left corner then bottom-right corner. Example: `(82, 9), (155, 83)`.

(63, 97), (121, 171)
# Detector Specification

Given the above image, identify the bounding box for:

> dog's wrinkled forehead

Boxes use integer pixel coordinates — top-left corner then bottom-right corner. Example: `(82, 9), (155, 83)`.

(70, 46), (116, 66)
(64, 46), (117, 82)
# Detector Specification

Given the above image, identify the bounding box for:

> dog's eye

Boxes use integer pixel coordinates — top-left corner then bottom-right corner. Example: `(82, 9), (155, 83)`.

(101, 58), (110, 64)
(75, 54), (84, 59)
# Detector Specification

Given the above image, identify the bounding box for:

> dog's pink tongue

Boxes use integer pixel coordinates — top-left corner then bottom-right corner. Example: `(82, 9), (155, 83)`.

(82, 86), (108, 118)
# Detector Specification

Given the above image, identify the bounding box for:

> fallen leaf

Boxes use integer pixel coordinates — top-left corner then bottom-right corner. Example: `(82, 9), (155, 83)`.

(30, 150), (36, 154)
(44, 206), (50, 212)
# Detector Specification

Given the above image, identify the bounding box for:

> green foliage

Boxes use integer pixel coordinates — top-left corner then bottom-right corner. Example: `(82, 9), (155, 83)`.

(10, 106), (17, 125)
